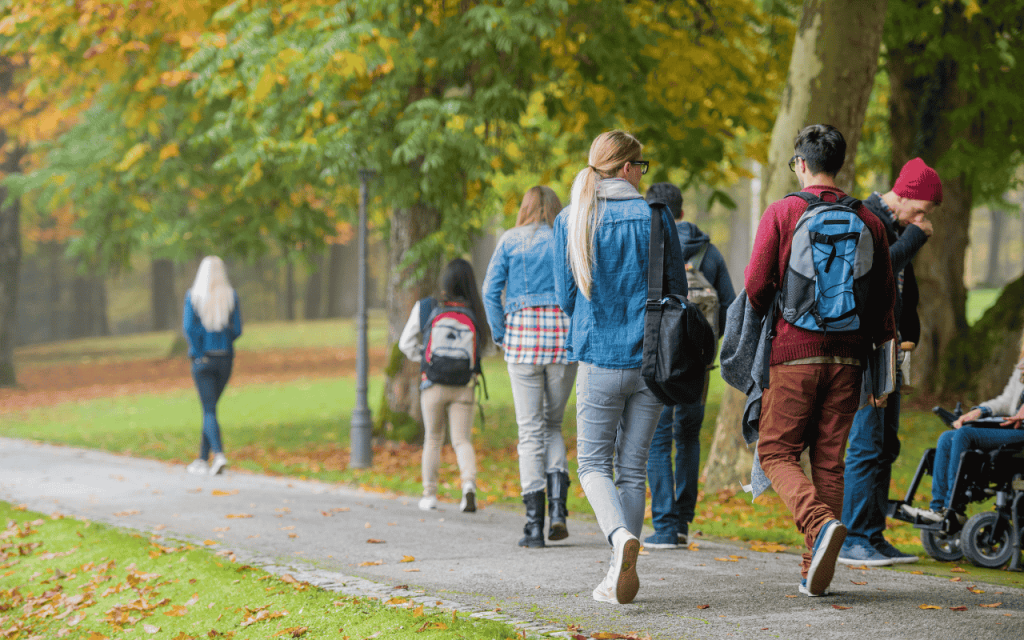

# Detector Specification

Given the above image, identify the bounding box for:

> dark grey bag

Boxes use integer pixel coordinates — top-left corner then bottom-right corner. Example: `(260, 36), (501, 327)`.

(641, 204), (716, 406)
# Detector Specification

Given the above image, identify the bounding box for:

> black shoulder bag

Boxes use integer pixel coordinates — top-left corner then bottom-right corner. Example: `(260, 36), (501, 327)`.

(641, 205), (717, 406)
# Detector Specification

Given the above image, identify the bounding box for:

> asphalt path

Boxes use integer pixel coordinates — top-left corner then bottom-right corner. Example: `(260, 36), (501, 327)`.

(0, 437), (1021, 640)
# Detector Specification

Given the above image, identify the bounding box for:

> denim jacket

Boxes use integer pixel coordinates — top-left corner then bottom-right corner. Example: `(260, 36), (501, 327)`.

(481, 223), (561, 345)
(553, 179), (687, 369)
(183, 291), (243, 359)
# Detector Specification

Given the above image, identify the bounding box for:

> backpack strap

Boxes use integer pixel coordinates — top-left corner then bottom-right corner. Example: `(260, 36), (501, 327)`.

(785, 191), (819, 205)
(418, 296), (435, 334)
(688, 243), (710, 273)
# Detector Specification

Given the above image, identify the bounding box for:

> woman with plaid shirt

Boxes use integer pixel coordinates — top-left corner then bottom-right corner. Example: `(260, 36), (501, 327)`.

(482, 186), (578, 549)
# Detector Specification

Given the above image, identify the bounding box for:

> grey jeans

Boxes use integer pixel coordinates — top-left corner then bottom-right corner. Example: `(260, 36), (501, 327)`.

(575, 363), (663, 542)
(420, 383), (477, 497)
(507, 362), (578, 494)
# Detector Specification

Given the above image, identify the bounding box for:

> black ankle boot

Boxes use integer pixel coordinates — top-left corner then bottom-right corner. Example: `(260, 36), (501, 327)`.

(518, 490), (545, 548)
(547, 471), (570, 541)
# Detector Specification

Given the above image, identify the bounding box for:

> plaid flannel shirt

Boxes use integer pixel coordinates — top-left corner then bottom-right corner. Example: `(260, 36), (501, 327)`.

(502, 305), (570, 365)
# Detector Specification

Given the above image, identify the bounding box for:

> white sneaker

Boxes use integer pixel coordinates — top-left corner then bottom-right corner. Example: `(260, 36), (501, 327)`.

(460, 482), (476, 513)
(209, 453), (228, 475)
(186, 459), (209, 475)
(418, 495), (438, 511)
(901, 505), (943, 523)
(592, 529), (640, 604)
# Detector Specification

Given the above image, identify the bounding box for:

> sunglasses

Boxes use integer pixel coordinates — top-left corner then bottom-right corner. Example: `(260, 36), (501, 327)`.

(629, 160), (650, 175)
(788, 155), (803, 172)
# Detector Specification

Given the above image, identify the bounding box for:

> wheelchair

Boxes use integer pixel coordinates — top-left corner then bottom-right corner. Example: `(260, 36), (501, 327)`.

(887, 404), (1024, 569)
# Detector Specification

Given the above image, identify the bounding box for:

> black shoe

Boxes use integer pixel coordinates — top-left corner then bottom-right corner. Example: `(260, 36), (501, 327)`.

(518, 490), (545, 548)
(547, 471), (570, 541)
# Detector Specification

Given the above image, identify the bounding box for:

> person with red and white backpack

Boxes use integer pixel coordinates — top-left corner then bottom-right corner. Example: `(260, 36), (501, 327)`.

(399, 258), (492, 512)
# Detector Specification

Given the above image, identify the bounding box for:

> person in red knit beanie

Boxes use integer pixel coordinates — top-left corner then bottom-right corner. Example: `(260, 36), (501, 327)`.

(745, 124), (897, 597)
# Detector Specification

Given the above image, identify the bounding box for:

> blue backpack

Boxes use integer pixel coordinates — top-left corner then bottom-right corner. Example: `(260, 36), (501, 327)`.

(780, 192), (873, 332)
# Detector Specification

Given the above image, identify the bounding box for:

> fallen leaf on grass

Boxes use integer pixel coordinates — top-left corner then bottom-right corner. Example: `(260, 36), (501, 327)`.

(87, 634), (108, 640)
(385, 597), (408, 605)
(185, 594), (200, 606)
(980, 603), (1003, 608)
(697, 604), (710, 609)
(850, 581), (867, 585)
(273, 627), (309, 638)
(203, 540), (217, 546)
(416, 621), (447, 632)
(143, 624), (160, 634)
(400, 555), (415, 563)
(590, 633), (625, 639)
(164, 605), (188, 616)
(832, 605), (851, 610)
(239, 607), (288, 627)
(359, 560), (383, 566)
(950, 566), (968, 573)
(226, 514), (253, 519)
(412, 605), (424, 617)
(211, 490), (238, 496)
(114, 510), (140, 517)
(367, 538), (385, 544)
(919, 605), (942, 610)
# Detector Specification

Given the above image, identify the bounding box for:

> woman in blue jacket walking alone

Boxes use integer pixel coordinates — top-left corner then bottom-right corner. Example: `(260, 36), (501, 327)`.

(483, 186), (578, 548)
(183, 256), (242, 476)
(554, 131), (686, 604)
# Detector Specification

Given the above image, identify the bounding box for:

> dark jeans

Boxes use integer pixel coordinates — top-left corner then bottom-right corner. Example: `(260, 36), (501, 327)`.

(842, 370), (902, 547)
(192, 354), (233, 460)
(646, 401), (705, 537)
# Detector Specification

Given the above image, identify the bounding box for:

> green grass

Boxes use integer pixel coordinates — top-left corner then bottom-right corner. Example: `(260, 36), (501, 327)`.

(967, 287), (1002, 325)
(0, 501), (521, 640)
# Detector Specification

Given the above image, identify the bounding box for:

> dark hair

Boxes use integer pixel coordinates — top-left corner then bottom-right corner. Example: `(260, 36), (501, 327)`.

(793, 124), (846, 177)
(440, 258), (492, 346)
(645, 182), (683, 220)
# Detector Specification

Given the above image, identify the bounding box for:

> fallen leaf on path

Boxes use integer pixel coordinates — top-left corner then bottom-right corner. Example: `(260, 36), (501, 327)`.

(850, 581), (867, 585)
(697, 604), (710, 609)
(385, 597), (408, 605)
(400, 555), (415, 563)
(845, 564), (870, 570)
(750, 542), (787, 553)
(967, 585), (985, 594)
(910, 570), (923, 574)
(367, 539), (385, 544)
(785, 595), (797, 598)
(687, 542), (700, 551)
(213, 527), (229, 532)
(359, 560), (383, 566)
(949, 606), (968, 611)
(226, 514), (253, 519)
(590, 633), (625, 639)
(280, 526), (295, 530)
(211, 490), (238, 496)
(919, 604), (942, 610)
(113, 510), (140, 517)
(980, 603), (1002, 608)
(950, 577), (962, 582)
(714, 557), (738, 562)
(832, 605), (851, 610)
(203, 540), (217, 546)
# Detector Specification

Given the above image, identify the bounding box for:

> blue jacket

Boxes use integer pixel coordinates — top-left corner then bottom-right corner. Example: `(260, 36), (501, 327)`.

(553, 181), (687, 369)
(183, 291), (243, 359)
(481, 223), (562, 345)
(677, 220), (737, 336)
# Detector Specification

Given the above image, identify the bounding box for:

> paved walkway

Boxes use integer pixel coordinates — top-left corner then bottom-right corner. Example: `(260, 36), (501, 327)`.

(0, 437), (1021, 640)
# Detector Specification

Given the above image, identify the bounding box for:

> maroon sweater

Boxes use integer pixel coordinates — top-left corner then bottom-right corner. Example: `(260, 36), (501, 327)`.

(744, 185), (897, 365)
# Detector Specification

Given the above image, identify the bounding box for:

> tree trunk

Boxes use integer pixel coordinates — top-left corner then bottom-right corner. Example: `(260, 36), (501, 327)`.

(376, 202), (443, 441)
(983, 209), (1004, 288)
(701, 0), (888, 493)
(326, 240), (358, 318)
(0, 57), (22, 386)
(70, 273), (109, 339)
(303, 250), (325, 320)
(284, 257), (296, 321)
(151, 258), (176, 331)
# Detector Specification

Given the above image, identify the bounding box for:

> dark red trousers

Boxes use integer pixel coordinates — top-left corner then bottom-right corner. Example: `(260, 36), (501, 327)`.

(757, 363), (860, 578)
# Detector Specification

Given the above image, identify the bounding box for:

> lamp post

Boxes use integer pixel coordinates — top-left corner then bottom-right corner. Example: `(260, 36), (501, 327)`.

(349, 168), (375, 469)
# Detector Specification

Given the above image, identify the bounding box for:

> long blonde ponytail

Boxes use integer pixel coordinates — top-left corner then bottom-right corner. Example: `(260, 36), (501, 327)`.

(190, 256), (236, 332)
(566, 130), (643, 299)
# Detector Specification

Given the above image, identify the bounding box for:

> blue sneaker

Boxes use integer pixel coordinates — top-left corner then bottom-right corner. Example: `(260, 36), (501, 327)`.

(799, 578), (830, 597)
(837, 540), (893, 567)
(873, 539), (918, 564)
(805, 520), (846, 596)
(643, 531), (679, 549)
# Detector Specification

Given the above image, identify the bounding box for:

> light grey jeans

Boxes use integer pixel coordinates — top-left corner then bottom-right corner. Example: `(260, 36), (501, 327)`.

(575, 363), (663, 543)
(420, 383), (477, 497)
(507, 362), (579, 494)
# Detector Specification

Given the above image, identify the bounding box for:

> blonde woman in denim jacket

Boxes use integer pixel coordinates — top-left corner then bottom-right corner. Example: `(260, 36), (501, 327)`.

(553, 131), (686, 605)
(483, 186), (578, 549)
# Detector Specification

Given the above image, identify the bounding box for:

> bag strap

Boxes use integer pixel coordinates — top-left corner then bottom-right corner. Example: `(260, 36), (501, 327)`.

(418, 296), (435, 334)
(647, 204), (666, 301)
(688, 243), (710, 273)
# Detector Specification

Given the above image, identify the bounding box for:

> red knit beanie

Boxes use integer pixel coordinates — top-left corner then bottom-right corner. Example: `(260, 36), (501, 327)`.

(893, 157), (943, 204)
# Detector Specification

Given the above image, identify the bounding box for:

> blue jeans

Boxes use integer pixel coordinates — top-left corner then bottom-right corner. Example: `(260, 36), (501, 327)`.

(842, 370), (902, 547)
(192, 354), (233, 460)
(507, 362), (578, 494)
(646, 401), (705, 537)
(575, 363), (664, 543)
(929, 426), (1024, 511)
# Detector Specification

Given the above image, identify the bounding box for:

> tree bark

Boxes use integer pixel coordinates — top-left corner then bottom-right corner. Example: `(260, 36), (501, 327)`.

(151, 258), (176, 331)
(0, 152), (22, 387)
(326, 241), (358, 318)
(701, 0), (888, 493)
(376, 202), (443, 441)
(303, 250), (324, 320)
(284, 257), (296, 321)
(983, 209), (1004, 288)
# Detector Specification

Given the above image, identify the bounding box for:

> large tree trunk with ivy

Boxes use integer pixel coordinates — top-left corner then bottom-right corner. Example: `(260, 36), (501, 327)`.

(376, 202), (443, 443)
(701, 0), (887, 493)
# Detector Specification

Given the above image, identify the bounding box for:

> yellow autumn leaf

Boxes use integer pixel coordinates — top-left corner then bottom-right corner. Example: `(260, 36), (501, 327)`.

(400, 555), (415, 563)
(385, 597), (407, 605)
(367, 538), (385, 544)
(203, 539), (217, 546)
(159, 143), (180, 161)
(253, 67), (275, 102)
(115, 144), (148, 172)
(226, 513), (253, 519)
(164, 605), (187, 617)
(919, 604), (942, 610)
(358, 560), (383, 567)
(980, 602), (1002, 608)
(211, 489), (238, 496)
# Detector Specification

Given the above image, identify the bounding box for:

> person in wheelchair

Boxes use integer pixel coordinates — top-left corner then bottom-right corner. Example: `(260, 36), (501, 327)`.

(903, 327), (1024, 524)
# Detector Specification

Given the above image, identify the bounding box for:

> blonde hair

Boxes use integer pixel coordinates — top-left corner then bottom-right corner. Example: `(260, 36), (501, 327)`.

(190, 256), (236, 332)
(566, 130), (643, 299)
(516, 186), (562, 227)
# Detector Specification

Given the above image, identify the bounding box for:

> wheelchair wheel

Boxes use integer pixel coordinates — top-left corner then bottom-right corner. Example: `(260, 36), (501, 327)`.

(961, 512), (1015, 568)
(921, 528), (963, 562)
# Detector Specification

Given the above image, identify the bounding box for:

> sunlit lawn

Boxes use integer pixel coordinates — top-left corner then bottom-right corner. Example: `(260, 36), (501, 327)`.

(5, 287), (1022, 588)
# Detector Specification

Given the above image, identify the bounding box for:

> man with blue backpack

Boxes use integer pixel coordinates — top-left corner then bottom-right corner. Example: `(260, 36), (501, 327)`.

(838, 158), (941, 567)
(745, 124), (897, 597)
